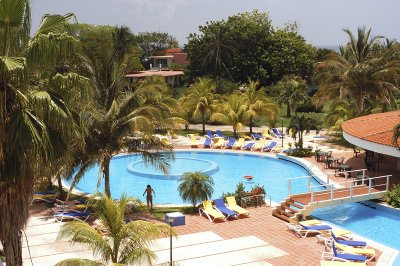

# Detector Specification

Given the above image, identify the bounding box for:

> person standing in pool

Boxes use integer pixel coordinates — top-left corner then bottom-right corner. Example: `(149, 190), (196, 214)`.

(143, 184), (156, 210)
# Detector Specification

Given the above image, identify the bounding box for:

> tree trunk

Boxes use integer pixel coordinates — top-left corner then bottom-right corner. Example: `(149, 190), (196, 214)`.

(0, 167), (35, 266)
(202, 114), (206, 135)
(57, 174), (65, 201)
(233, 129), (237, 139)
(286, 103), (291, 117)
(249, 117), (254, 135)
(103, 157), (111, 197)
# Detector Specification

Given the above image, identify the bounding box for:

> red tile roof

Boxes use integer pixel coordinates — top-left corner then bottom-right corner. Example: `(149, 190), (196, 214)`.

(341, 111), (400, 147)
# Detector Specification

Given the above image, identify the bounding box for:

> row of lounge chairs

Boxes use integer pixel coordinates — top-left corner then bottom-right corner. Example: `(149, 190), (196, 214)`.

(31, 191), (92, 222)
(205, 129), (285, 140)
(286, 219), (376, 263)
(199, 196), (250, 222)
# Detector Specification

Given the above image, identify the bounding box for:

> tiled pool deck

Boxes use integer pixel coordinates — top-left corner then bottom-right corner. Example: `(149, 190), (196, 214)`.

(24, 132), (400, 265)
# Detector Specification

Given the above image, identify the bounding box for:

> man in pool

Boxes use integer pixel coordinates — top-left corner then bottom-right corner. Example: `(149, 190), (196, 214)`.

(143, 184), (156, 211)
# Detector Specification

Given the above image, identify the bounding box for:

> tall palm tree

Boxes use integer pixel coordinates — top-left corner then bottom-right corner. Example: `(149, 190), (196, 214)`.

(67, 49), (175, 197)
(241, 80), (279, 134)
(314, 27), (400, 113)
(56, 193), (173, 266)
(0, 1), (78, 264)
(211, 94), (249, 138)
(182, 77), (216, 134)
(178, 172), (214, 211)
(275, 75), (309, 117)
(203, 25), (235, 92)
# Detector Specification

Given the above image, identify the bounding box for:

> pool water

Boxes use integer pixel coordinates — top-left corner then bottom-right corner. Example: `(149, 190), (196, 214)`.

(312, 202), (400, 251)
(66, 150), (321, 204)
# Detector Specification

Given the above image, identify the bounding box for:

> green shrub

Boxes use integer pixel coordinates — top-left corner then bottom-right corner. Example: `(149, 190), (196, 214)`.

(386, 184), (400, 208)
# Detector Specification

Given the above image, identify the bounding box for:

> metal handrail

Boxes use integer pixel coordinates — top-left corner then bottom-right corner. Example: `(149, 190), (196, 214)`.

(308, 175), (391, 204)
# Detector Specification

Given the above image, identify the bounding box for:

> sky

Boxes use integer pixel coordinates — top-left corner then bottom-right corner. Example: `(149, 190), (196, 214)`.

(31, 0), (400, 47)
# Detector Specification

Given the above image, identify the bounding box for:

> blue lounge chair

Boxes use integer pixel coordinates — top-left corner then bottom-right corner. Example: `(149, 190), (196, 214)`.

(329, 242), (367, 262)
(54, 210), (91, 222)
(213, 198), (237, 219)
(262, 141), (277, 152)
(225, 137), (236, 149)
(271, 128), (285, 138)
(205, 130), (215, 139)
(241, 142), (255, 150)
(203, 137), (212, 148)
(31, 190), (56, 204)
(251, 133), (262, 140)
(215, 130), (228, 139)
(332, 232), (367, 247)
(289, 223), (332, 238)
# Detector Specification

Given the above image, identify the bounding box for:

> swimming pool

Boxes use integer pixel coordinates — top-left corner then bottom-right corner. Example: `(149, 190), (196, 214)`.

(312, 202), (400, 257)
(65, 150), (321, 204)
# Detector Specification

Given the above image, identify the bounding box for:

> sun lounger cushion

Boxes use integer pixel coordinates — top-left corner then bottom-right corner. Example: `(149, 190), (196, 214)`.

(214, 198), (237, 218)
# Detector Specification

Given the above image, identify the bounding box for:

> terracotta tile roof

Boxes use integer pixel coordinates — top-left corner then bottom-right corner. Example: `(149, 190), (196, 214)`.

(341, 111), (400, 147)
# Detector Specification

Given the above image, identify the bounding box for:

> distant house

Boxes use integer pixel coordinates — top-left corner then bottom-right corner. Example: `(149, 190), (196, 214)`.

(126, 48), (187, 87)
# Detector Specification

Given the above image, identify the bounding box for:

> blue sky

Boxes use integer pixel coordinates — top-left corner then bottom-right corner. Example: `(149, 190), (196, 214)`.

(31, 0), (400, 47)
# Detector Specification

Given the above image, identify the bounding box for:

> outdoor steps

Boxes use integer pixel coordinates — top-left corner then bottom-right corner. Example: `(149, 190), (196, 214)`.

(272, 199), (304, 223)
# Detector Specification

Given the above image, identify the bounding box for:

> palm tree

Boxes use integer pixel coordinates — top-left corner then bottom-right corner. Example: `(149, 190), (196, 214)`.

(286, 113), (322, 149)
(211, 94), (249, 138)
(274, 75), (309, 117)
(324, 100), (356, 132)
(56, 193), (173, 266)
(178, 172), (214, 211)
(0, 1), (78, 264)
(67, 49), (175, 197)
(393, 123), (400, 149)
(314, 27), (400, 113)
(241, 80), (279, 134)
(182, 77), (216, 134)
(203, 25), (235, 92)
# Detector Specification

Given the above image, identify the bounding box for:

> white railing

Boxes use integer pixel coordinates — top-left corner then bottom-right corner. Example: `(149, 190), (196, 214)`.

(307, 175), (391, 204)
(287, 169), (370, 196)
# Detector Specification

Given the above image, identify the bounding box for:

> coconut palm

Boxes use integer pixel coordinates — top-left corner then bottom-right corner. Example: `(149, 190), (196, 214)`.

(182, 77), (216, 134)
(241, 80), (279, 134)
(178, 172), (214, 210)
(56, 193), (173, 266)
(314, 27), (400, 113)
(211, 94), (250, 138)
(203, 25), (235, 92)
(286, 113), (322, 149)
(274, 75), (309, 117)
(0, 1), (79, 264)
(66, 47), (175, 197)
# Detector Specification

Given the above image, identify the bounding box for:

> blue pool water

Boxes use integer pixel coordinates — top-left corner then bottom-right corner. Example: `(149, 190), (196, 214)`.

(313, 202), (400, 252)
(65, 150), (320, 204)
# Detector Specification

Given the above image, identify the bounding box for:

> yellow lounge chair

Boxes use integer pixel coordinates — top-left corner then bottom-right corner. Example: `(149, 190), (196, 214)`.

(335, 243), (376, 261)
(238, 132), (252, 140)
(190, 135), (199, 148)
(199, 200), (225, 222)
(320, 261), (366, 266)
(251, 139), (266, 151)
(262, 128), (273, 140)
(212, 138), (225, 148)
(226, 196), (249, 217)
(299, 219), (323, 226)
(232, 138), (245, 149)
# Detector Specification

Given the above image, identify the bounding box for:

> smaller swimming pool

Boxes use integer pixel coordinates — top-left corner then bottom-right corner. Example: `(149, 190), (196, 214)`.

(312, 201), (400, 252)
